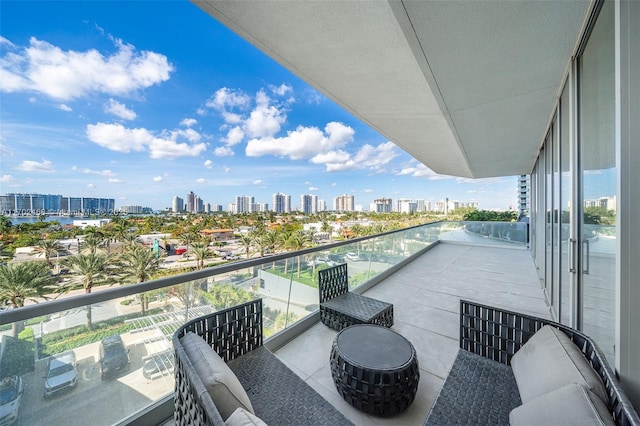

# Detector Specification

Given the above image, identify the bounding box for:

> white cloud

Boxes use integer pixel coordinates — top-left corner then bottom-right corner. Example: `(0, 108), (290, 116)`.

(312, 141), (398, 172)
(244, 90), (286, 138)
(331, 182), (337, 187)
(105, 98), (136, 120)
(86, 122), (150, 152)
(223, 166), (230, 173)
(147, 138), (207, 160)
(204, 159), (213, 169)
(253, 179), (262, 185)
(0, 36), (173, 100)
(196, 178), (206, 184)
(16, 159), (54, 172)
(214, 146), (234, 157)
(86, 122), (207, 159)
(363, 189), (373, 193)
(0, 174), (14, 182)
(269, 83), (292, 96)
(206, 87), (251, 112)
(108, 178), (122, 183)
(153, 176), (163, 182)
(59, 104), (72, 112)
(397, 162), (448, 180)
(246, 122), (354, 160)
(71, 166), (115, 176)
(0, 36), (15, 47)
(224, 126), (244, 145)
(180, 118), (197, 127)
(87, 183), (95, 189)
(309, 186), (318, 191)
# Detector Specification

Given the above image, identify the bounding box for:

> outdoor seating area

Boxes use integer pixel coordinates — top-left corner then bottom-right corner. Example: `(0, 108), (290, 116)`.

(424, 300), (640, 426)
(172, 299), (353, 425)
(318, 263), (394, 331)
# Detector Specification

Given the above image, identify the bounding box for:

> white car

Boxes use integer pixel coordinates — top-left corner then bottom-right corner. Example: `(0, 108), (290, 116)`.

(344, 252), (361, 261)
(43, 352), (78, 398)
(309, 257), (337, 267)
(0, 376), (23, 425)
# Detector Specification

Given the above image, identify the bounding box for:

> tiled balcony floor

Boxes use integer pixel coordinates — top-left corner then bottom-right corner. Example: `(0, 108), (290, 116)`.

(274, 242), (550, 426)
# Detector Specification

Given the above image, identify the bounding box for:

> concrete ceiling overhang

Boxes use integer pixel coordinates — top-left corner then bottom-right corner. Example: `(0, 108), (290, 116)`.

(193, 0), (591, 178)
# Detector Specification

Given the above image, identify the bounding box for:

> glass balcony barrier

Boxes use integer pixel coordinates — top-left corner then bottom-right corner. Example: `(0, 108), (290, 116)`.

(0, 220), (530, 425)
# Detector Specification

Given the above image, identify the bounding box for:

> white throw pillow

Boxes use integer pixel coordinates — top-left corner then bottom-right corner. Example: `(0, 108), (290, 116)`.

(511, 325), (608, 403)
(509, 383), (614, 426)
(225, 407), (268, 426)
(180, 332), (255, 421)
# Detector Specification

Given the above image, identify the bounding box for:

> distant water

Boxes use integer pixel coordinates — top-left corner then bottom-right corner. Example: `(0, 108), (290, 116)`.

(6, 216), (80, 226)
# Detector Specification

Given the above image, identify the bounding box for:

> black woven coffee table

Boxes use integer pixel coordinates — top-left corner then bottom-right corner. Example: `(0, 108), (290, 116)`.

(330, 324), (420, 417)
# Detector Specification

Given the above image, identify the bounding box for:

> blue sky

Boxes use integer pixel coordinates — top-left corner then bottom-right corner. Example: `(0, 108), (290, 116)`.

(0, 1), (518, 211)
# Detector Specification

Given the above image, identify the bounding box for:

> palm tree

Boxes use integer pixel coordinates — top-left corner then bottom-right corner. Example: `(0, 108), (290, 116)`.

(238, 234), (253, 259)
(0, 261), (59, 336)
(33, 239), (64, 269)
(285, 230), (311, 277)
(116, 245), (161, 315)
(64, 253), (111, 329)
(0, 241), (13, 262)
(80, 232), (106, 254)
(190, 242), (211, 270)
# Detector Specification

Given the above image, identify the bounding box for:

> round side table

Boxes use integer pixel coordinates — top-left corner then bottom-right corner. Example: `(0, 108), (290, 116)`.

(329, 324), (420, 417)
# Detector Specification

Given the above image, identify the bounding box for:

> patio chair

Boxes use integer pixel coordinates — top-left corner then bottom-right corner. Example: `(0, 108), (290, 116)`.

(318, 263), (393, 331)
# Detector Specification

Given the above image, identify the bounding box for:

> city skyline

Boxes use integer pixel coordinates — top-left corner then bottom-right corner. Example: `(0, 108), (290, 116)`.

(1, 2), (518, 211)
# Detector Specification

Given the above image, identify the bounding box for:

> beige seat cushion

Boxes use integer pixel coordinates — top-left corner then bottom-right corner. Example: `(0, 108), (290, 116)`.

(510, 383), (614, 426)
(225, 407), (268, 426)
(180, 332), (254, 421)
(511, 325), (607, 403)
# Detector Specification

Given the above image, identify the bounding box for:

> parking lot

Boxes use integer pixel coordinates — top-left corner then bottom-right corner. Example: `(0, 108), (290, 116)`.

(14, 331), (174, 426)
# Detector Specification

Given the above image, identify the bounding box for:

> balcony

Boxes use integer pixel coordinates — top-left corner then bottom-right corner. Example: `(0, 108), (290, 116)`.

(0, 221), (542, 426)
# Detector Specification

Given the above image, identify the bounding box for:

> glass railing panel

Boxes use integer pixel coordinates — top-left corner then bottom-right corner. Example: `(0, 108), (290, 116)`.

(439, 221), (528, 246)
(0, 220), (452, 425)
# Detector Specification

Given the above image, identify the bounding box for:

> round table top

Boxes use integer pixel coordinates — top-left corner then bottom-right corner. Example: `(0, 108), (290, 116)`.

(335, 324), (414, 370)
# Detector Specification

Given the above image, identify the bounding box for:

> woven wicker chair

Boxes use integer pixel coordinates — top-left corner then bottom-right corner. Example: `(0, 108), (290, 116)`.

(424, 300), (640, 426)
(318, 263), (393, 331)
(173, 299), (353, 426)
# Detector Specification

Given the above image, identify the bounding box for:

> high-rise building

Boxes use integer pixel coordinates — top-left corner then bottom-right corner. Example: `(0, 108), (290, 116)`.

(186, 191), (196, 212)
(333, 194), (354, 211)
(234, 195), (255, 213)
(518, 175), (529, 216)
(272, 193), (291, 213)
(370, 198), (392, 213)
(300, 194), (318, 214)
(318, 199), (326, 212)
(173, 196), (184, 213)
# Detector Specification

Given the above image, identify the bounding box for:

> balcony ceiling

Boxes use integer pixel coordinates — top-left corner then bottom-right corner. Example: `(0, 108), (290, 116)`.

(193, 0), (590, 178)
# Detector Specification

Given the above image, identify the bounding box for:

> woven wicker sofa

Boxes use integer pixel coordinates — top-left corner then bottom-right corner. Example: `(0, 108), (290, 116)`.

(173, 299), (353, 426)
(425, 300), (640, 426)
(318, 263), (393, 331)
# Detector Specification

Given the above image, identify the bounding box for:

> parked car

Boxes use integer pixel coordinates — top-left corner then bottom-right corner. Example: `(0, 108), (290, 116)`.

(43, 352), (77, 398)
(309, 257), (337, 267)
(142, 350), (174, 379)
(344, 252), (361, 261)
(99, 335), (130, 380)
(0, 376), (23, 425)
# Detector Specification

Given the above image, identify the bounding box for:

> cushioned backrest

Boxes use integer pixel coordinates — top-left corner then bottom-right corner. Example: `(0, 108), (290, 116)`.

(509, 383), (614, 426)
(180, 332), (254, 421)
(511, 325), (608, 404)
